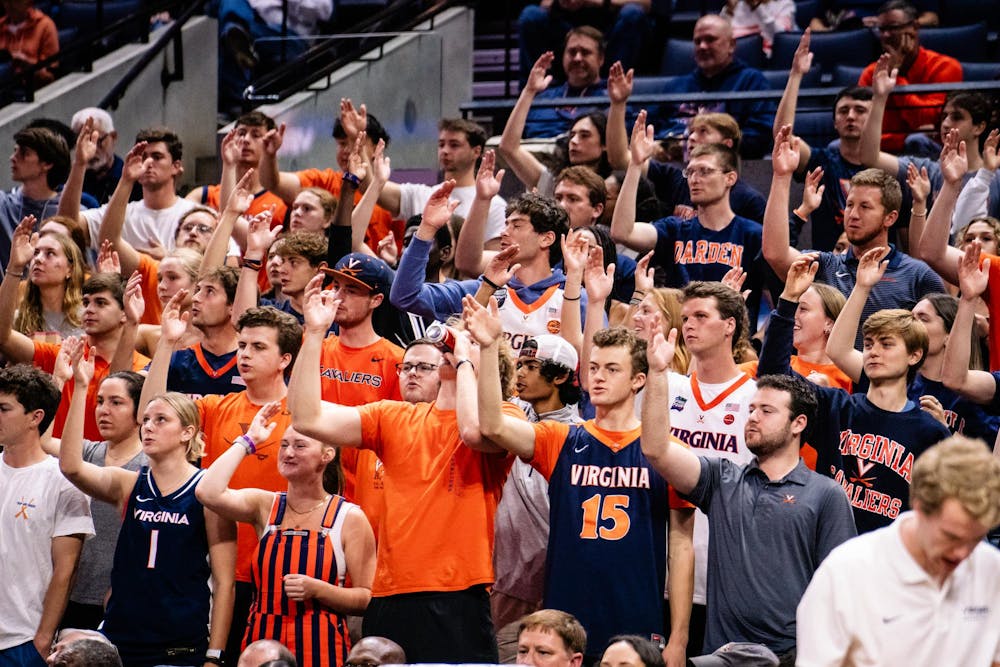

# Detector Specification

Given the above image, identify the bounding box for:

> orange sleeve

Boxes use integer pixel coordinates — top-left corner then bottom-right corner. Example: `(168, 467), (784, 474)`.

(297, 169), (342, 194)
(739, 361), (759, 378)
(528, 420), (571, 480)
(357, 400), (399, 459)
(32, 341), (59, 372)
(138, 253), (162, 324)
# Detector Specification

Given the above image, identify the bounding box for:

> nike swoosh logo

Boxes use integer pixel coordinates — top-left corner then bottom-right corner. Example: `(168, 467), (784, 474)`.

(136, 496), (154, 503)
(573, 444), (589, 453)
(836, 272), (850, 278)
(882, 615), (901, 624)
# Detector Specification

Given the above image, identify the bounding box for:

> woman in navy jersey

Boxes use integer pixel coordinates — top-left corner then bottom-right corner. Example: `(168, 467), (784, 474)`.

(58, 344), (237, 667)
(197, 402), (376, 667)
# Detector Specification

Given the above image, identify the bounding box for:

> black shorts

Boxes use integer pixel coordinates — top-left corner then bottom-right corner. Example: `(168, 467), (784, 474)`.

(362, 585), (497, 663)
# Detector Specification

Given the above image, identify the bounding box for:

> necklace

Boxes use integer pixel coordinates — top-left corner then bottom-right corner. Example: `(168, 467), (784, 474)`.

(286, 495), (329, 515)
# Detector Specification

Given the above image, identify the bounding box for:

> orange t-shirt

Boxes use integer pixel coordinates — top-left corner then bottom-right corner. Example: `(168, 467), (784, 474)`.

(297, 168), (404, 253)
(200, 184), (288, 229)
(33, 342), (150, 440)
(319, 335), (404, 537)
(357, 400), (523, 596)
(198, 392), (292, 583)
(137, 252), (163, 325)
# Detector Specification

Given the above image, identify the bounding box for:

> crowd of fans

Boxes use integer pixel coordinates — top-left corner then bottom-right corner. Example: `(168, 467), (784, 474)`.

(2, 2), (1000, 667)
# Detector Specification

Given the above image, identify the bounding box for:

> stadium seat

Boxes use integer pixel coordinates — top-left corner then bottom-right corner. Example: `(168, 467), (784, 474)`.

(54, 0), (146, 49)
(961, 61), (1000, 81)
(771, 29), (878, 73)
(940, 0), (1000, 29)
(794, 0), (820, 30)
(793, 109), (837, 147)
(631, 76), (679, 95)
(919, 23), (989, 62)
(833, 65), (866, 87)
(660, 34), (765, 76)
(760, 67), (822, 90)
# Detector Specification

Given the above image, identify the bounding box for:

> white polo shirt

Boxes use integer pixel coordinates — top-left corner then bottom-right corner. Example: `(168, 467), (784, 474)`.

(796, 512), (1000, 667)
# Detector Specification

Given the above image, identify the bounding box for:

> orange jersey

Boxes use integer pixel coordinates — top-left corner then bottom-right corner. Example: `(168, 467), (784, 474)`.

(198, 392), (292, 582)
(983, 253), (1000, 371)
(33, 343), (150, 440)
(319, 335), (403, 538)
(356, 400), (523, 596)
(137, 252), (163, 325)
(200, 184), (288, 228)
(297, 169), (404, 253)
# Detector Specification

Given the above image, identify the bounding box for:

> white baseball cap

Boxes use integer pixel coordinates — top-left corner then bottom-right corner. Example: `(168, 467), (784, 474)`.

(519, 334), (579, 371)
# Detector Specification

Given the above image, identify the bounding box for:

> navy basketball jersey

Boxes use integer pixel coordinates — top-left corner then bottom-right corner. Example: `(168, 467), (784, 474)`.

(103, 467), (211, 667)
(166, 344), (244, 400)
(531, 420), (671, 654)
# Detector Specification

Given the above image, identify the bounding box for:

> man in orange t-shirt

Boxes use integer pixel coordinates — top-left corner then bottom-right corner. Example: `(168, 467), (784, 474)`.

(141, 304), (301, 662)
(259, 110), (403, 251)
(0, 258), (149, 439)
(290, 284), (521, 664)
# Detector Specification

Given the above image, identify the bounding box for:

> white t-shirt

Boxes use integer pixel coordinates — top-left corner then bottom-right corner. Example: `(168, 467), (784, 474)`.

(84, 197), (197, 252)
(797, 512), (1000, 667)
(0, 455), (94, 649)
(666, 370), (756, 605)
(398, 182), (507, 242)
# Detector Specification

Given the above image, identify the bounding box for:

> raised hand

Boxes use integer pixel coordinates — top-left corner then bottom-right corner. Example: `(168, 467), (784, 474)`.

(53, 335), (83, 387)
(339, 98), (368, 139)
(634, 250), (655, 294)
(246, 401), (283, 444)
(721, 266), (751, 301)
(377, 233), (398, 266)
(421, 180), (459, 230)
(856, 246), (889, 289)
(939, 129), (968, 186)
(905, 162), (930, 207)
(781, 252), (819, 300)
(983, 129), (999, 172)
(607, 60), (634, 105)
(647, 329), (678, 373)
(560, 229), (590, 280)
(371, 139), (390, 185)
(462, 294), (503, 346)
(801, 166), (825, 215)
(122, 142), (148, 182)
(8, 215), (37, 272)
(245, 210), (279, 257)
(483, 244), (522, 288)
(791, 29), (813, 76)
(225, 167), (256, 216)
(348, 131), (370, 182)
(629, 109), (656, 166)
(918, 394), (947, 426)
(220, 128), (241, 166)
(123, 271), (145, 325)
(96, 240), (122, 274)
(872, 53), (898, 97)
(303, 274), (341, 334)
(525, 52), (554, 95)
(475, 150), (505, 201)
(957, 241), (989, 299)
(73, 117), (99, 167)
(71, 340), (96, 386)
(771, 125), (800, 176)
(160, 289), (190, 346)
(262, 123), (286, 157)
(584, 245), (615, 302)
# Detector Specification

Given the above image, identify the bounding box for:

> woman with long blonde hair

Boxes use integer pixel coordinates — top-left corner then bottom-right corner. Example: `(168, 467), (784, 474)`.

(14, 229), (85, 341)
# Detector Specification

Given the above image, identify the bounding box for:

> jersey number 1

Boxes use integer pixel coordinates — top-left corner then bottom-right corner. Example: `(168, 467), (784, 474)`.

(147, 529), (159, 569)
(580, 494), (630, 540)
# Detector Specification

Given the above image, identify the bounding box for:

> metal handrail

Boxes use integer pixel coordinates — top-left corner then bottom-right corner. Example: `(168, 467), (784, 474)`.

(243, 0), (461, 106)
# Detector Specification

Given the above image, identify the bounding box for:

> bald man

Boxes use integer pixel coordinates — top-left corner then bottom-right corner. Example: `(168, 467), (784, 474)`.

(237, 640), (297, 667)
(345, 637), (407, 666)
(656, 14), (774, 159)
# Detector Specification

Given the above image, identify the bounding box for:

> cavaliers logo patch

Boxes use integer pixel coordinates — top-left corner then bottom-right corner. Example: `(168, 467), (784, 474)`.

(547, 320), (561, 333)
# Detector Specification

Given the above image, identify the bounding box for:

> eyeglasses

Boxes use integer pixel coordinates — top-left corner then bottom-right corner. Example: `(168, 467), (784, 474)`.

(396, 362), (439, 375)
(681, 166), (726, 180)
(179, 223), (214, 234)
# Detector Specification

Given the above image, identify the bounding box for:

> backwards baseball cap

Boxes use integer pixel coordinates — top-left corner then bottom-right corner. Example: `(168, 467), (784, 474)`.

(520, 334), (579, 371)
(688, 643), (779, 667)
(323, 252), (393, 297)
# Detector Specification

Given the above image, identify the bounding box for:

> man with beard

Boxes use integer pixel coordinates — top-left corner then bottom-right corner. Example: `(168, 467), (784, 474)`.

(763, 129), (944, 348)
(641, 350), (856, 667)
